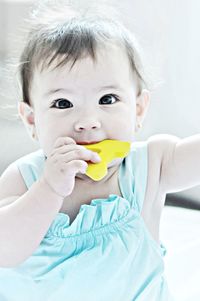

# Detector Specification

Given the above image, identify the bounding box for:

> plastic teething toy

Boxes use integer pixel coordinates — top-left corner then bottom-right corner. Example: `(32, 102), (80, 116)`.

(82, 139), (131, 181)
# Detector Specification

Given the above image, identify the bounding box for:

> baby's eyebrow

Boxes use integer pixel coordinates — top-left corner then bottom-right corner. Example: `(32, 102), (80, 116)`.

(44, 84), (123, 97)
(97, 84), (122, 92)
(44, 88), (73, 96)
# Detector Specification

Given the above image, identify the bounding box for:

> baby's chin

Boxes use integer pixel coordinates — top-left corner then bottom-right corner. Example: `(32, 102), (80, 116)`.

(107, 157), (123, 168)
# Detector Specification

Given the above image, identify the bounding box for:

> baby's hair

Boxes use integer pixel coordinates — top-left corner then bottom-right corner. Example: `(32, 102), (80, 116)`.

(19, 1), (150, 105)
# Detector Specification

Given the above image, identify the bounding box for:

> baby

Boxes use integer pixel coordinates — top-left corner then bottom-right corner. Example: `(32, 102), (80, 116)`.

(0, 1), (199, 301)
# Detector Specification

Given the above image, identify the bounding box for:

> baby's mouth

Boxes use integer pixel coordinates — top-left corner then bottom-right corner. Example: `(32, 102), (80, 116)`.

(77, 141), (102, 145)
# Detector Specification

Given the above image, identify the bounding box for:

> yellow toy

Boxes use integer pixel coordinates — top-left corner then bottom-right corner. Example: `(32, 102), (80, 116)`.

(82, 139), (131, 181)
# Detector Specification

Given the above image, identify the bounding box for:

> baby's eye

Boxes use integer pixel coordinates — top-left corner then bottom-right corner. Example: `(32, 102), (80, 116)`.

(50, 98), (73, 109)
(99, 94), (120, 105)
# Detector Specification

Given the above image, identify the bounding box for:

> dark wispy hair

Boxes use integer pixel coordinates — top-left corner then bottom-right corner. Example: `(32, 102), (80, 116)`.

(19, 1), (150, 105)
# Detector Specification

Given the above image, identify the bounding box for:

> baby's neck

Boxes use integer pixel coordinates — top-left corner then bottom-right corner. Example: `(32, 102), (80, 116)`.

(59, 162), (122, 222)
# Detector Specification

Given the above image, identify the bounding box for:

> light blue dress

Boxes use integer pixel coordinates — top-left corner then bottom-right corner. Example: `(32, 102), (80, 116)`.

(0, 142), (174, 301)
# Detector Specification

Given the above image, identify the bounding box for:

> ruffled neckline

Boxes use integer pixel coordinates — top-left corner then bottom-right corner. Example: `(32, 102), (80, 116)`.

(45, 194), (132, 238)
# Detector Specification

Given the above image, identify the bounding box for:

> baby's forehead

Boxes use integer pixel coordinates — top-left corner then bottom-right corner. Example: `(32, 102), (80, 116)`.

(34, 44), (133, 81)
(32, 44), (135, 89)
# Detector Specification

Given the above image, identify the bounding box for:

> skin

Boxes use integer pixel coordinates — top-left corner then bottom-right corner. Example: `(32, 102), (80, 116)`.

(19, 44), (150, 193)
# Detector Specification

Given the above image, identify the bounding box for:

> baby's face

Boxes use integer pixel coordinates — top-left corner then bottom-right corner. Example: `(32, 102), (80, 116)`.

(30, 44), (139, 156)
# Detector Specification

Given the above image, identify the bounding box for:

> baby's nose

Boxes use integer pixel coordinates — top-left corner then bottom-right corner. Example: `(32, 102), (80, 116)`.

(74, 120), (101, 131)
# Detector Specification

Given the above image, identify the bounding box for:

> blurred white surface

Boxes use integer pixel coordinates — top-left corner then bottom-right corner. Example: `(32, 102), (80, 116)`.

(0, 118), (38, 174)
(160, 206), (200, 301)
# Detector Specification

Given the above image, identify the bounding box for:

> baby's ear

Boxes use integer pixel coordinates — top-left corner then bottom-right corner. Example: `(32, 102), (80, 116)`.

(135, 89), (150, 131)
(18, 101), (38, 141)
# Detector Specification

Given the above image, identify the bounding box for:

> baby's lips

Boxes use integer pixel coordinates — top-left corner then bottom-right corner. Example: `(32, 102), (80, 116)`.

(85, 152), (101, 163)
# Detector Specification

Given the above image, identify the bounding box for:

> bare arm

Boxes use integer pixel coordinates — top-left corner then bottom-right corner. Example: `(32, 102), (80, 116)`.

(150, 134), (200, 194)
(0, 165), (63, 268)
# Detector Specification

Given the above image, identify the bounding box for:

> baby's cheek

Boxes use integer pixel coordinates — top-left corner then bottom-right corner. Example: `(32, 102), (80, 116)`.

(113, 121), (134, 140)
(107, 158), (123, 168)
(35, 129), (53, 156)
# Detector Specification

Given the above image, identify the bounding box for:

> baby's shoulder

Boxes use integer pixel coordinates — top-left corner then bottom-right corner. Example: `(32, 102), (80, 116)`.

(145, 134), (179, 195)
(0, 149), (43, 201)
(0, 160), (27, 202)
(147, 133), (178, 151)
(141, 134), (179, 237)
(147, 134), (179, 172)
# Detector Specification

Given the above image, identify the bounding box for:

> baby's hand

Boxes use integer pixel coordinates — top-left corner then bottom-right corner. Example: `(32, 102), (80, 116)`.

(41, 137), (101, 198)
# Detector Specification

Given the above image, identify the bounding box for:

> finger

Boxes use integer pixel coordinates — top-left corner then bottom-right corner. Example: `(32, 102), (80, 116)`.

(60, 148), (101, 164)
(53, 137), (76, 148)
(50, 144), (87, 157)
(65, 160), (88, 175)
